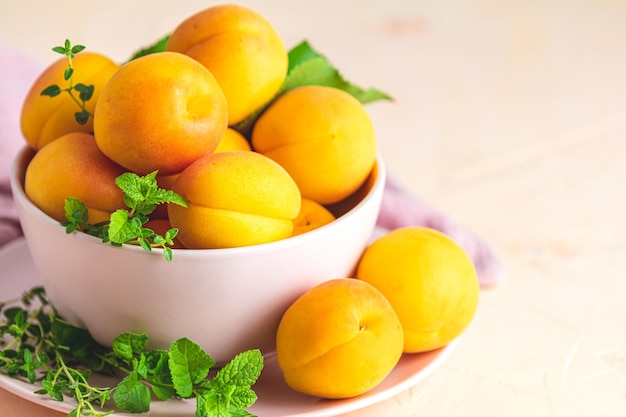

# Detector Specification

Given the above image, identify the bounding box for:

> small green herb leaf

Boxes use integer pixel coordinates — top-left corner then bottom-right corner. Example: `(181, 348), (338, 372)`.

(74, 83), (94, 101)
(71, 44), (86, 54)
(74, 110), (90, 125)
(168, 338), (215, 398)
(40, 84), (62, 97)
(208, 349), (263, 409)
(114, 370), (151, 413)
(112, 333), (149, 362)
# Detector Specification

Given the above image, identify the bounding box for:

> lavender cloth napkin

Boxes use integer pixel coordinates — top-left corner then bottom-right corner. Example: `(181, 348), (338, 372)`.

(0, 42), (503, 287)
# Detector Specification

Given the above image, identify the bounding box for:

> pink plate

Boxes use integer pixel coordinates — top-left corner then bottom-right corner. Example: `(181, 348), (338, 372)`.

(0, 238), (457, 417)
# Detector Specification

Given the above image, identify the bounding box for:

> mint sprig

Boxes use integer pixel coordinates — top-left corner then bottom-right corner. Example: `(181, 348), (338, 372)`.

(61, 171), (187, 261)
(0, 287), (264, 417)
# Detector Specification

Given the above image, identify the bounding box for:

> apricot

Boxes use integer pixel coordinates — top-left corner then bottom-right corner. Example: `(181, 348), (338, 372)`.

(356, 227), (480, 353)
(166, 4), (288, 125)
(20, 52), (119, 150)
(214, 128), (251, 152)
(252, 85), (377, 205)
(93, 51), (227, 176)
(168, 151), (301, 249)
(291, 198), (335, 236)
(24, 132), (125, 223)
(276, 278), (404, 399)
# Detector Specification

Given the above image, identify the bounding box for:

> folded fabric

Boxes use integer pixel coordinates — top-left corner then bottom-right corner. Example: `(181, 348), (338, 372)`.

(0, 41), (503, 286)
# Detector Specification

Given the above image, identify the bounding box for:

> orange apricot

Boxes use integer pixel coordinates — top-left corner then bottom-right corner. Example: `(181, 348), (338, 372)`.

(252, 85), (377, 205)
(356, 227), (480, 353)
(215, 128), (252, 152)
(24, 132), (125, 223)
(166, 4), (288, 125)
(93, 51), (227, 176)
(291, 198), (336, 236)
(276, 278), (404, 398)
(168, 151), (301, 248)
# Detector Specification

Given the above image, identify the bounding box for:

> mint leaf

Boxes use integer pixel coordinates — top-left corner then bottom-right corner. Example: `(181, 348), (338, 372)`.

(198, 390), (228, 417)
(61, 197), (89, 233)
(208, 349), (263, 409)
(151, 187), (187, 208)
(168, 338), (215, 398)
(286, 40), (322, 73)
(144, 350), (176, 400)
(282, 40), (393, 104)
(114, 370), (151, 413)
(107, 209), (141, 244)
(211, 350), (263, 391)
(115, 172), (157, 210)
(112, 333), (148, 362)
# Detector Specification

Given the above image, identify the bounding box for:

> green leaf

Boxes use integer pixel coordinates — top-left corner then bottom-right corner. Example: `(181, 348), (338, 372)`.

(63, 197), (89, 226)
(40, 84), (62, 97)
(74, 83), (94, 101)
(107, 209), (137, 244)
(74, 110), (90, 125)
(50, 317), (94, 347)
(208, 350), (262, 409)
(199, 389), (229, 417)
(71, 45), (86, 54)
(64, 67), (73, 81)
(168, 338), (215, 398)
(52, 46), (67, 55)
(212, 350), (263, 391)
(116, 172), (152, 207)
(112, 333), (148, 362)
(113, 370), (151, 413)
(128, 34), (171, 61)
(286, 40), (322, 73)
(144, 350), (176, 400)
(151, 188), (188, 207)
(282, 41), (393, 104)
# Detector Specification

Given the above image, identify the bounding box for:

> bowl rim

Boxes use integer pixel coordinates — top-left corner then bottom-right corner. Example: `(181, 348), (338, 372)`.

(11, 146), (387, 257)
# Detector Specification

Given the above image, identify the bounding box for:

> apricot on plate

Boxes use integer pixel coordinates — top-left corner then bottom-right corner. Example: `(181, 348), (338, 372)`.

(252, 85), (377, 205)
(356, 227), (480, 353)
(276, 278), (404, 399)
(168, 151), (301, 249)
(20, 52), (119, 150)
(291, 197), (335, 236)
(24, 132), (125, 223)
(93, 51), (227, 176)
(166, 4), (288, 125)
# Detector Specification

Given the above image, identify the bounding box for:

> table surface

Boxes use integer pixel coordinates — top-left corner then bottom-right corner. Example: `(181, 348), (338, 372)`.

(1, 1), (625, 416)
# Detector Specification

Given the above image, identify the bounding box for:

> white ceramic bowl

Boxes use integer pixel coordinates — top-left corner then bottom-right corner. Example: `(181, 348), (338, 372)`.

(11, 146), (386, 364)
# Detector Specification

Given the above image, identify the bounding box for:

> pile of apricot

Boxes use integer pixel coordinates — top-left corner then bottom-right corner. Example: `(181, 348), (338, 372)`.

(19, 3), (479, 401)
